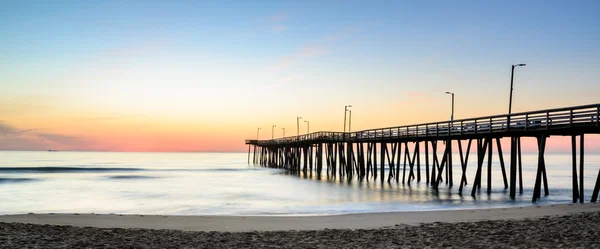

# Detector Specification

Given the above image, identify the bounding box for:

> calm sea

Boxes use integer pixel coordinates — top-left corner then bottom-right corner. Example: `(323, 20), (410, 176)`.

(0, 151), (598, 216)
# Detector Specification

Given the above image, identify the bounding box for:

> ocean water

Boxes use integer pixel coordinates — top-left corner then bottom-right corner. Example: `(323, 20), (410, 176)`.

(0, 151), (598, 216)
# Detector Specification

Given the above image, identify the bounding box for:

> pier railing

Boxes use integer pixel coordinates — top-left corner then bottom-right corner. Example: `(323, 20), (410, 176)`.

(246, 103), (600, 146)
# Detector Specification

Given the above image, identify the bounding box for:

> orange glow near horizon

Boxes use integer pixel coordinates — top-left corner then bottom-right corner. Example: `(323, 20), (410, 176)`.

(1, 2), (599, 152)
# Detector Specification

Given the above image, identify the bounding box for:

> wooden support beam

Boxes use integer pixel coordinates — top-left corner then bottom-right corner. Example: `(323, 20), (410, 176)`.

(409, 142), (418, 183)
(518, 137), (523, 194)
(416, 141), (421, 182)
(325, 144), (330, 177)
(247, 145), (251, 165)
(533, 135), (547, 202)
(387, 143), (397, 182)
(366, 143), (372, 179)
(431, 141), (438, 187)
(425, 141), (430, 184)
(445, 141), (449, 185)
(346, 142), (353, 180)
(496, 138), (508, 189)
(380, 142), (386, 183)
(447, 140), (452, 187)
(396, 142), (402, 183)
(592, 168), (600, 202)
(436, 146), (448, 186)
(572, 135), (579, 203)
(253, 145), (257, 165)
(373, 142), (378, 180)
(510, 137), (517, 199)
(339, 143), (345, 179)
(579, 134), (584, 203)
(330, 143), (335, 178)
(458, 139), (472, 194)
(487, 137), (493, 194)
(471, 138), (488, 197)
(317, 143), (323, 177)
(310, 145), (314, 175)
(303, 146), (308, 173)
(403, 142), (409, 184)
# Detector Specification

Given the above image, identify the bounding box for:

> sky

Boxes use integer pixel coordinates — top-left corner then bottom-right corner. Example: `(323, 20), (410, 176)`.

(0, 0), (599, 152)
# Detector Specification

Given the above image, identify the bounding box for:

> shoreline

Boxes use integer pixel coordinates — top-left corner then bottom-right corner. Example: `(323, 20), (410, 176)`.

(1, 203), (598, 232)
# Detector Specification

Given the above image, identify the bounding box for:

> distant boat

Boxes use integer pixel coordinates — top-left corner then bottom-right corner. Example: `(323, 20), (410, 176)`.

(48, 149), (59, 152)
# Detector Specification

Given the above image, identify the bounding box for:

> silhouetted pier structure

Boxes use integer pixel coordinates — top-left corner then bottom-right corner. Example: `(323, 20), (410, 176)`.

(246, 104), (600, 203)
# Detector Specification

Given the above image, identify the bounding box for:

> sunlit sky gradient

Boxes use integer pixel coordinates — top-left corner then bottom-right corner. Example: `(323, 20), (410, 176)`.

(1, 1), (599, 152)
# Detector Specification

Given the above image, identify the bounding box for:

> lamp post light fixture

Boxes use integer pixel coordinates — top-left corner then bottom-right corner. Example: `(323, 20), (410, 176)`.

(348, 110), (352, 132)
(344, 105), (352, 133)
(271, 125), (276, 139)
(445, 92), (455, 121)
(508, 64), (526, 116)
(508, 64), (526, 128)
(297, 116), (302, 136)
(304, 120), (310, 134)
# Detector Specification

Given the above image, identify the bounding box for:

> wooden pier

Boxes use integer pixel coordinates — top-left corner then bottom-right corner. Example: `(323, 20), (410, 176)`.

(246, 104), (600, 202)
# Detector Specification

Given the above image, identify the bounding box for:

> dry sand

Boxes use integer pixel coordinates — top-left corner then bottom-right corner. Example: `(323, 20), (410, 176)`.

(1, 203), (599, 248)
(0, 203), (598, 232)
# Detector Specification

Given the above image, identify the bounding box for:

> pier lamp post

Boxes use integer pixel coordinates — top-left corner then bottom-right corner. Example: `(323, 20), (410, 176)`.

(271, 125), (276, 139)
(445, 92), (455, 121)
(257, 128), (261, 140)
(348, 110), (352, 132)
(297, 116), (302, 136)
(508, 64), (526, 128)
(304, 120), (310, 134)
(281, 127), (285, 137)
(343, 105), (352, 133)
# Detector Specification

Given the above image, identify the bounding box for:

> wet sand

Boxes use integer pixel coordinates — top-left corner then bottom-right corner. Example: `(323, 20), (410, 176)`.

(0, 203), (599, 248)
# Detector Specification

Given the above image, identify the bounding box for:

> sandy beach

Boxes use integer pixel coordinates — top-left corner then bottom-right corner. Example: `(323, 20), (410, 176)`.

(1, 203), (599, 248)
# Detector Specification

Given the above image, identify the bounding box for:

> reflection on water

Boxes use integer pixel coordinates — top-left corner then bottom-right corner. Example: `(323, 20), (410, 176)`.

(0, 151), (598, 216)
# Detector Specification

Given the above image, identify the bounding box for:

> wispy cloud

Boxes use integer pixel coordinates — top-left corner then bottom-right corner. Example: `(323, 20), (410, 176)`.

(38, 133), (83, 145)
(0, 122), (36, 136)
(0, 121), (96, 151)
(324, 26), (360, 42)
(265, 24), (363, 73)
(270, 11), (288, 22)
(261, 11), (288, 33)
(271, 25), (288, 32)
(266, 45), (329, 73)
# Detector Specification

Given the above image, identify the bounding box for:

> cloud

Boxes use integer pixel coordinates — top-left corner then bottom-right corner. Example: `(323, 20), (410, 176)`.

(323, 26), (360, 42)
(266, 44), (329, 72)
(0, 122), (19, 135)
(38, 133), (83, 145)
(261, 11), (288, 33)
(270, 12), (288, 23)
(0, 121), (96, 151)
(264, 24), (363, 73)
(0, 122), (35, 136)
(272, 25), (288, 32)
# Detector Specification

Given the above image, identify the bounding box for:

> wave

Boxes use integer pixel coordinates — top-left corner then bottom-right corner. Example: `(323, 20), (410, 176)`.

(0, 177), (38, 184)
(0, 167), (144, 173)
(169, 168), (262, 172)
(107, 175), (158, 180)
